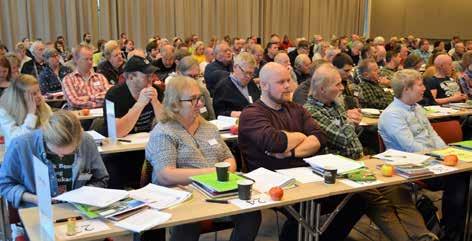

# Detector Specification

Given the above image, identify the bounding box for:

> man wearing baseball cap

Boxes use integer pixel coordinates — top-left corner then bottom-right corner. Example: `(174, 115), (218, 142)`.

(103, 51), (164, 189)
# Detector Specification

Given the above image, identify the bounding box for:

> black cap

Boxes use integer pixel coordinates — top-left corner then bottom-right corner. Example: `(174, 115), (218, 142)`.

(124, 55), (157, 74)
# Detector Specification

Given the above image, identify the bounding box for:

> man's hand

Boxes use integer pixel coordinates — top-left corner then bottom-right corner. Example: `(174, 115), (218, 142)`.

(346, 108), (362, 125)
(137, 87), (153, 106)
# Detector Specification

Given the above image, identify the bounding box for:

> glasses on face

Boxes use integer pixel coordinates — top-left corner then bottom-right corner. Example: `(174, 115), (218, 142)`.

(237, 65), (254, 78)
(180, 95), (205, 106)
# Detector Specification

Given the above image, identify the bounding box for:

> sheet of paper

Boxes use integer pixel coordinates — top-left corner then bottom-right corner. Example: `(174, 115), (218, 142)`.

(54, 186), (129, 208)
(424, 106), (459, 115)
(129, 184), (191, 210)
(304, 154), (364, 174)
(427, 164), (458, 174)
(86, 130), (106, 141)
(430, 147), (472, 163)
(55, 219), (110, 240)
(220, 133), (237, 140)
(339, 179), (384, 188)
(33, 155), (55, 240)
(373, 149), (432, 165)
(114, 209), (171, 233)
(229, 194), (277, 209)
(106, 100), (117, 143)
(209, 116), (238, 131)
(119, 132), (150, 145)
(245, 167), (295, 193)
(89, 108), (103, 116)
(275, 167), (323, 184)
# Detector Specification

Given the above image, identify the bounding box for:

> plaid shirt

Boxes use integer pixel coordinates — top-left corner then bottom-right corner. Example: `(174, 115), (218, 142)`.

(304, 96), (363, 159)
(63, 70), (111, 109)
(357, 78), (393, 109)
(379, 66), (396, 81)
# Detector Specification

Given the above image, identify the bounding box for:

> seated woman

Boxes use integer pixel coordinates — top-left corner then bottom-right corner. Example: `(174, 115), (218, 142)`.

(0, 74), (52, 148)
(4, 53), (21, 81)
(37, 48), (72, 96)
(0, 110), (109, 208)
(172, 56), (215, 120)
(145, 76), (260, 241)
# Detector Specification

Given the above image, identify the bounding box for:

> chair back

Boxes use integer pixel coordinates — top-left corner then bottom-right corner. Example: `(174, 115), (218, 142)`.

(430, 120), (463, 144)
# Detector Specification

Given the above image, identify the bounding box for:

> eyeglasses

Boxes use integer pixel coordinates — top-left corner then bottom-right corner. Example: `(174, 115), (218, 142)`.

(237, 65), (254, 78)
(180, 95), (205, 106)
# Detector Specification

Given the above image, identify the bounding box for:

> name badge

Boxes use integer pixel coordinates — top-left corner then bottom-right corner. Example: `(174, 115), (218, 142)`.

(248, 96), (253, 104)
(93, 81), (102, 87)
(334, 119), (341, 126)
(200, 106), (208, 113)
(77, 173), (92, 181)
(208, 139), (218, 146)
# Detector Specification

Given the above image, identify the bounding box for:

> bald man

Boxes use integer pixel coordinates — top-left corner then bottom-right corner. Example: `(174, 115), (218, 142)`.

(424, 54), (467, 104)
(239, 62), (365, 241)
(203, 42), (233, 95)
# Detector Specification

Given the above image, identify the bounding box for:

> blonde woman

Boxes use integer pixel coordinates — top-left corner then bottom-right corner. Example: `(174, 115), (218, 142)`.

(191, 41), (205, 64)
(0, 74), (52, 148)
(0, 110), (109, 208)
(145, 76), (260, 241)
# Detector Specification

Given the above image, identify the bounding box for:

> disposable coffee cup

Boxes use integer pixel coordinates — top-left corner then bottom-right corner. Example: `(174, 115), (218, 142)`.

(323, 166), (337, 184)
(237, 180), (254, 200)
(215, 162), (230, 182)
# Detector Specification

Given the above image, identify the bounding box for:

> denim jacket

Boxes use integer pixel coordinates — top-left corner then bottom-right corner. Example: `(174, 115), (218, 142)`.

(0, 130), (109, 208)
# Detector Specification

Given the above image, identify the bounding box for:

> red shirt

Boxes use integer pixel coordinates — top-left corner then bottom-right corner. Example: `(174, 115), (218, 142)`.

(63, 70), (111, 109)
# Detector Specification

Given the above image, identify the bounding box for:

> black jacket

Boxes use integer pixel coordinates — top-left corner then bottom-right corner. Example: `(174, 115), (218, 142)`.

(213, 76), (261, 117)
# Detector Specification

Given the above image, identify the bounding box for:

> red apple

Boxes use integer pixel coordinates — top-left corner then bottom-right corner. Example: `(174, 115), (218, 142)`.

(230, 125), (239, 135)
(443, 154), (458, 166)
(80, 109), (90, 116)
(269, 186), (284, 201)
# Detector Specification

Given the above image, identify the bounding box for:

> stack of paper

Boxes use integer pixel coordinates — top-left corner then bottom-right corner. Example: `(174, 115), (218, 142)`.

(190, 172), (242, 198)
(54, 186), (129, 208)
(119, 132), (150, 145)
(86, 130), (106, 143)
(114, 209), (172, 233)
(304, 154), (364, 175)
(275, 167), (323, 184)
(245, 167), (296, 193)
(89, 108), (104, 117)
(129, 184), (192, 210)
(450, 140), (472, 150)
(361, 108), (381, 118)
(209, 116), (238, 131)
(373, 149), (432, 165)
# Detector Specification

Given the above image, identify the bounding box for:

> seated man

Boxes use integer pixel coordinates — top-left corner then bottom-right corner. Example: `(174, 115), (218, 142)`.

(304, 64), (438, 241)
(0, 110), (108, 208)
(20, 41), (46, 78)
(203, 42), (233, 95)
(97, 40), (125, 85)
(412, 39), (432, 64)
(103, 53), (163, 188)
(357, 59), (393, 109)
(213, 52), (260, 117)
(287, 40), (310, 67)
(146, 76), (260, 241)
(63, 45), (111, 109)
(379, 49), (401, 83)
(239, 62), (366, 241)
(424, 54), (467, 105)
(293, 54), (312, 84)
(379, 69), (469, 241)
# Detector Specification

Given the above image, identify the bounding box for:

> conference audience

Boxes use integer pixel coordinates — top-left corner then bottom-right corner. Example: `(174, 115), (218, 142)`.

(0, 74), (52, 148)
(0, 110), (109, 208)
(145, 76), (261, 241)
(63, 45), (111, 109)
(238, 62), (365, 241)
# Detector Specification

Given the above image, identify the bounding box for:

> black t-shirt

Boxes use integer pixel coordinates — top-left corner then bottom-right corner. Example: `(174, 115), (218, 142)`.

(425, 76), (461, 99)
(46, 146), (75, 194)
(103, 83), (164, 135)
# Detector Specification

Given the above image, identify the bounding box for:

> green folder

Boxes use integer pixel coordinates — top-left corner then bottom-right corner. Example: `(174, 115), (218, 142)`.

(450, 140), (472, 150)
(190, 172), (243, 193)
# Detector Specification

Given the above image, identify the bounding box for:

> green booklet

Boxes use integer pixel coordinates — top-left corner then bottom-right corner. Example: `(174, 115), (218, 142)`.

(450, 140), (472, 150)
(190, 172), (243, 193)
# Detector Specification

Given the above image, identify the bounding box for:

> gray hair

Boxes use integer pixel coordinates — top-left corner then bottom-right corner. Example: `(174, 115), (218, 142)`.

(176, 56), (199, 74)
(309, 63), (338, 97)
(103, 40), (120, 59)
(234, 52), (256, 68)
(294, 54), (310, 69)
(391, 69), (422, 98)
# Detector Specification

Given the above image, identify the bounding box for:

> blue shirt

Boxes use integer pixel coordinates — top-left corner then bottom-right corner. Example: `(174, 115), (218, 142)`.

(378, 98), (446, 153)
(411, 49), (432, 65)
(0, 130), (109, 208)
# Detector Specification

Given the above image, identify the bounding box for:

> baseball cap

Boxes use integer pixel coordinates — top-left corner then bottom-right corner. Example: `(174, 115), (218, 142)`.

(124, 55), (157, 74)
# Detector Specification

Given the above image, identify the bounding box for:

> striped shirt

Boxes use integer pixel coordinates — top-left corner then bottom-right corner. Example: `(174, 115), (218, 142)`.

(62, 70), (111, 109)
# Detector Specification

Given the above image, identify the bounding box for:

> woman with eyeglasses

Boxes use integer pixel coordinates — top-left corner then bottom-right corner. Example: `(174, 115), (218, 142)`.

(145, 76), (261, 241)
(173, 56), (215, 120)
(0, 110), (109, 208)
